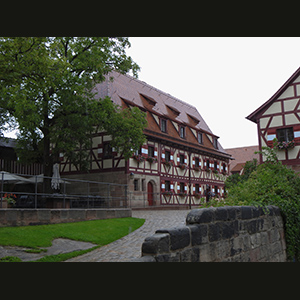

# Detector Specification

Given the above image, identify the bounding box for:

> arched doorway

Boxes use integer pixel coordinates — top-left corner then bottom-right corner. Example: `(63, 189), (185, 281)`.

(147, 181), (154, 206)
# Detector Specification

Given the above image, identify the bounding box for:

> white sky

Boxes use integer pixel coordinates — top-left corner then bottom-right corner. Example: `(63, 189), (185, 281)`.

(5, 37), (300, 150)
(126, 37), (300, 149)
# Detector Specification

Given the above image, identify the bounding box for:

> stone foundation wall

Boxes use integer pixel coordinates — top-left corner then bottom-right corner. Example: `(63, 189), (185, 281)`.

(140, 206), (287, 262)
(0, 208), (131, 227)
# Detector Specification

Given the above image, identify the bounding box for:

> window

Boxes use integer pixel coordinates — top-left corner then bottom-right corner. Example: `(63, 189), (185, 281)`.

(180, 126), (185, 138)
(213, 137), (218, 149)
(103, 143), (112, 158)
(195, 183), (200, 193)
(134, 179), (139, 191)
(214, 185), (218, 195)
(165, 180), (171, 191)
(179, 154), (184, 164)
(214, 161), (218, 171)
(148, 146), (154, 157)
(206, 159), (210, 170)
(277, 127), (294, 143)
(165, 150), (171, 162)
(195, 157), (199, 167)
(197, 132), (203, 144)
(134, 148), (141, 155)
(161, 119), (167, 133)
(180, 182), (185, 193)
(222, 163), (226, 172)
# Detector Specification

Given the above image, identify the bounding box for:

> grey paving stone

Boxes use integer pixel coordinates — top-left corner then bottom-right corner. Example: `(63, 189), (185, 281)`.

(66, 209), (191, 262)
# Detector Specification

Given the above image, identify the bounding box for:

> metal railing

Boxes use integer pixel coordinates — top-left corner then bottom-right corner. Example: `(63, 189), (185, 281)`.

(0, 172), (206, 209)
(0, 172), (128, 209)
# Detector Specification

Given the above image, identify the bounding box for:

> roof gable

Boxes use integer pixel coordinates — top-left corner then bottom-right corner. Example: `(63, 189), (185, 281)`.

(247, 66), (300, 123)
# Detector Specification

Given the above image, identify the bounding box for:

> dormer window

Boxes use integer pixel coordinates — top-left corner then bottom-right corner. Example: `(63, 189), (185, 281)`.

(197, 132), (203, 144)
(213, 137), (218, 149)
(180, 126), (185, 139)
(161, 119), (167, 133)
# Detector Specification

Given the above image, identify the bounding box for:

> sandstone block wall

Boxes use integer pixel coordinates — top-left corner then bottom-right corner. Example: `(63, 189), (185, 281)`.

(0, 208), (131, 227)
(140, 206), (287, 262)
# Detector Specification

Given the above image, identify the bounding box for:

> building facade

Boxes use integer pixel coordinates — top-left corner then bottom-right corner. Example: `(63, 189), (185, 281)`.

(60, 71), (231, 207)
(247, 66), (300, 172)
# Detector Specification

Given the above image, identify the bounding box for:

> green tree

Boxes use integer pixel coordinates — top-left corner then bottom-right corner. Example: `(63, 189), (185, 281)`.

(225, 158), (258, 190)
(0, 37), (146, 186)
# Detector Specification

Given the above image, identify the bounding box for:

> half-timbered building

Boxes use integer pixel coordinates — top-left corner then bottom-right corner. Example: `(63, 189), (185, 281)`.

(247, 66), (300, 172)
(60, 71), (231, 207)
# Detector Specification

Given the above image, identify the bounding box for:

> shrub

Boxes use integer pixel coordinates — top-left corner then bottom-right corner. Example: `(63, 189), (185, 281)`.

(204, 147), (300, 261)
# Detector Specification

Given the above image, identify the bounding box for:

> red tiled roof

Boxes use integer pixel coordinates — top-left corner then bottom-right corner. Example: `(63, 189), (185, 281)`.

(93, 71), (231, 160)
(230, 163), (246, 173)
(225, 145), (259, 174)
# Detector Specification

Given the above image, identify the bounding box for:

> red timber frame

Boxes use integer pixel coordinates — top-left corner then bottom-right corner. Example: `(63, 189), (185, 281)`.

(154, 139), (229, 206)
(59, 134), (230, 207)
(254, 96), (300, 166)
(247, 65), (300, 168)
(59, 132), (126, 175)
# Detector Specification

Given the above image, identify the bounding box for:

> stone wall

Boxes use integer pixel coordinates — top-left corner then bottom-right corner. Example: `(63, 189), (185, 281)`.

(0, 208), (131, 227)
(140, 206), (287, 262)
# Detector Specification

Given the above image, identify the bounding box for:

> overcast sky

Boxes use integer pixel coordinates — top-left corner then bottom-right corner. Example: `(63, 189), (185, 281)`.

(126, 37), (300, 149)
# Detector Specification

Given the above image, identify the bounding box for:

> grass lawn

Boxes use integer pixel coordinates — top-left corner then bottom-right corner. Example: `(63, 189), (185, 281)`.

(0, 217), (145, 262)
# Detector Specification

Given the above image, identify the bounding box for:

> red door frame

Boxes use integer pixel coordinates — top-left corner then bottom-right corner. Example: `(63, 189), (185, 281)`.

(147, 181), (153, 206)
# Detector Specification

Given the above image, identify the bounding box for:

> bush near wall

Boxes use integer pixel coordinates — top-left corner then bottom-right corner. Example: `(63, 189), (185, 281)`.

(218, 147), (300, 261)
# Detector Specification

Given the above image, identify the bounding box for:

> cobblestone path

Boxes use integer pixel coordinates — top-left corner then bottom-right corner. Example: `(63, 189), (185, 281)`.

(66, 209), (191, 262)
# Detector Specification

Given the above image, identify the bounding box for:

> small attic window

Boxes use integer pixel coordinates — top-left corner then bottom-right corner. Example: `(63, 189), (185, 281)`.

(213, 137), (218, 149)
(161, 119), (167, 133)
(197, 132), (203, 144)
(180, 126), (185, 139)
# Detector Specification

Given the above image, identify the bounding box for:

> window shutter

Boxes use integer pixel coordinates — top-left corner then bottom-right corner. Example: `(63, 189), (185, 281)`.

(170, 150), (174, 161)
(161, 149), (165, 162)
(294, 125), (300, 143)
(161, 180), (165, 192)
(170, 181), (174, 191)
(97, 144), (103, 158)
(141, 144), (148, 157)
(266, 129), (277, 147)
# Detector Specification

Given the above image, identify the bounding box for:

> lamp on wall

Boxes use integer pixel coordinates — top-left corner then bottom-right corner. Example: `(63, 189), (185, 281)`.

(129, 172), (134, 180)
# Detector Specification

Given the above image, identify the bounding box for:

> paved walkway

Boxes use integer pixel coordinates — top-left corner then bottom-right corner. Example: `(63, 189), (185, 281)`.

(0, 238), (97, 262)
(66, 209), (191, 262)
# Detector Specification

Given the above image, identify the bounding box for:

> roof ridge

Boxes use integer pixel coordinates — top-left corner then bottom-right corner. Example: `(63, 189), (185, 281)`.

(225, 145), (259, 150)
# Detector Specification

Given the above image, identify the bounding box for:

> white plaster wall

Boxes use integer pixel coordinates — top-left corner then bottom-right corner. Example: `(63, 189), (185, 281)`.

(262, 101), (282, 116)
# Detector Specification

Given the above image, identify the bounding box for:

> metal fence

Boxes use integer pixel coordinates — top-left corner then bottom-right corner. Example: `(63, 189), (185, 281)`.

(0, 172), (128, 209)
(0, 172), (199, 209)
